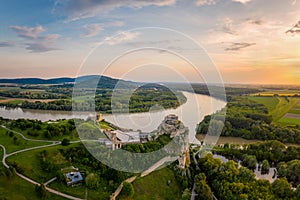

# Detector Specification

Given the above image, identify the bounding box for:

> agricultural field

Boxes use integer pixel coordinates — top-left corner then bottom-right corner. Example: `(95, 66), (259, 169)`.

(249, 96), (300, 126)
(247, 96), (279, 113)
(252, 89), (300, 97)
(278, 101), (300, 126)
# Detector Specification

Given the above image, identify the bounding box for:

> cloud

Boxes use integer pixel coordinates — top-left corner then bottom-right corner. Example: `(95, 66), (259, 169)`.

(196, 0), (251, 6)
(83, 23), (104, 37)
(286, 21), (300, 35)
(55, 0), (176, 21)
(225, 42), (256, 51)
(0, 41), (15, 47)
(10, 25), (61, 53)
(221, 18), (236, 35)
(82, 21), (124, 38)
(25, 42), (60, 53)
(9, 25), (45, 39)
(196, 0), (217, 6)
(231, 0), (252, 4)
(245, 19), (264, 25)
(104, 31), (140, 45)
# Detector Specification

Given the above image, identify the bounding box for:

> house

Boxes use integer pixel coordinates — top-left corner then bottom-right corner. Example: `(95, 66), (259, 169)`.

(62, 166), (84, 186)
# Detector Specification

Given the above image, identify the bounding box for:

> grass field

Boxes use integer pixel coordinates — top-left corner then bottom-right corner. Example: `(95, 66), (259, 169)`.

(99, 120), (116, 131)
(0, 127), (50, 153)
(277, 117), (300, 126)
(277, 100), (300, 126)
(253, 89), (300, 97)
(271, 98), (299, 121)
(248, 96), (279, 112)
(0, 175), (65, 200)
(0, 142), (64, 200)
(49, 180), (111, 200)
(288, 109), (300, 115)
(249, 96), (299, 122)
(118, 167), (181, 200)
(8, 120), (78, 141)
(6, 142), (113, 200)
(6, 144), (78, 182)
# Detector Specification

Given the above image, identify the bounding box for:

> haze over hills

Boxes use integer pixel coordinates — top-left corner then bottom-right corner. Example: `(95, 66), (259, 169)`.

(0, 75), (140, 89)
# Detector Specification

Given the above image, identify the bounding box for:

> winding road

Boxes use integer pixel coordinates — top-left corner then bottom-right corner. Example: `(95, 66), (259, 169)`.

(0, 126), (84, 200)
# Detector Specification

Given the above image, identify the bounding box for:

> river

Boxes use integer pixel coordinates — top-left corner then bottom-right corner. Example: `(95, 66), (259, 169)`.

(0, 91), (226, 143)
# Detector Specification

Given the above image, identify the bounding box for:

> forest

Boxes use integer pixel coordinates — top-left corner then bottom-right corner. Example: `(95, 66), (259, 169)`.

(197, 96), (300, 144)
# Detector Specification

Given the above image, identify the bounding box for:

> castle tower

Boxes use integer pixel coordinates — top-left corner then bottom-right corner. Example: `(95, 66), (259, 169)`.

(96, 113), (103, 122)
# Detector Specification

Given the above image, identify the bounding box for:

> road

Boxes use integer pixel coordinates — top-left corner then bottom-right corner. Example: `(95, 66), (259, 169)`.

(111, 156), (178, 200)
(0, 144), (9, 168)
(0, 132), (84, 200)
(1, 125), (60, 143)
(141, 156), (178, 177)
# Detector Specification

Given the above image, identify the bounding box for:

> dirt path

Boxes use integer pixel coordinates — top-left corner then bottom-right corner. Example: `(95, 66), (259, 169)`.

(1, 125), (60, 143)
(0, 138), (83, 200)
(284, 113), (300, 119)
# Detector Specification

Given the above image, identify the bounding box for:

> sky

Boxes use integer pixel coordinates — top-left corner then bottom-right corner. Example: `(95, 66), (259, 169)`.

(0, 0), (299, 84)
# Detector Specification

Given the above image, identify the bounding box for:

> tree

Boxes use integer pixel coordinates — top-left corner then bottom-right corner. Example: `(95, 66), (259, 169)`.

(35, 184), (48, 199)
(296, 185), (300, 200)
(122, 182), (134, 197)
(9, 132), (14, 137)
(85, 173), (100, 189)
(271, 178), (294, 200)
(237, 167), (255, 182)
(61, 138), (70, 146)
(181, 188), (191, 200)
(242, 155), (257, 170)
(261, 160), (270, 175)
(195, 173), (213, 200)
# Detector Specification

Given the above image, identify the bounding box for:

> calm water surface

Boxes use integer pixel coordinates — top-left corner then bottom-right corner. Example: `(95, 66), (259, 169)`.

(0, 92), (226, 143)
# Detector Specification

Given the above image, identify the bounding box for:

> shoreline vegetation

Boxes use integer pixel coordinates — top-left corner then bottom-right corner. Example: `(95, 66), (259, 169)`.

(197, 95), (300, 145)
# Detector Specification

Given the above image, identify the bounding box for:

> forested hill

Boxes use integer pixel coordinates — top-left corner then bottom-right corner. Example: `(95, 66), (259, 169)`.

(0, 77), (74, 84)
(0, 75), (140, 89)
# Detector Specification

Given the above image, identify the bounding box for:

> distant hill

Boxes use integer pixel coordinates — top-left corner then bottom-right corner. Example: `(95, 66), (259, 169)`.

(0, 77), (75, 85)
(0, 75), (141, 89)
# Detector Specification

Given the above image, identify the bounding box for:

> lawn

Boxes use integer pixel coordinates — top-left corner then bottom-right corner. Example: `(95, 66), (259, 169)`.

(0, 175), (65, 200)
(0, 127), (51, 154)
(119, 167), (181, 200)
(99, 120), (116, 131)
(0, 147), (65, 200)
(49, 180), (111, 200)
(6, 144), (78, 182)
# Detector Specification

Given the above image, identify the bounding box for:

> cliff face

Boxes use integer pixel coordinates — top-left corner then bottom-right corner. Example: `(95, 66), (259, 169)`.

(155, 114), (190, 168)
(156, 114), (187, 139)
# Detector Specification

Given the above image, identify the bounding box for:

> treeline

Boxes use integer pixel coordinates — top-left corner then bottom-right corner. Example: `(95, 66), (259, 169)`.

(58, 145), (132, 195)
(0, 90), (66, 99)
(0, 88), (187, 113)
(194, 154), (300, 200)
(214, 140), (300, 165)
(168, 83), (262, 100)
(197, 96), (300, 144)
(213, 140), (300, 187)
(7, 118), (77, 139)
